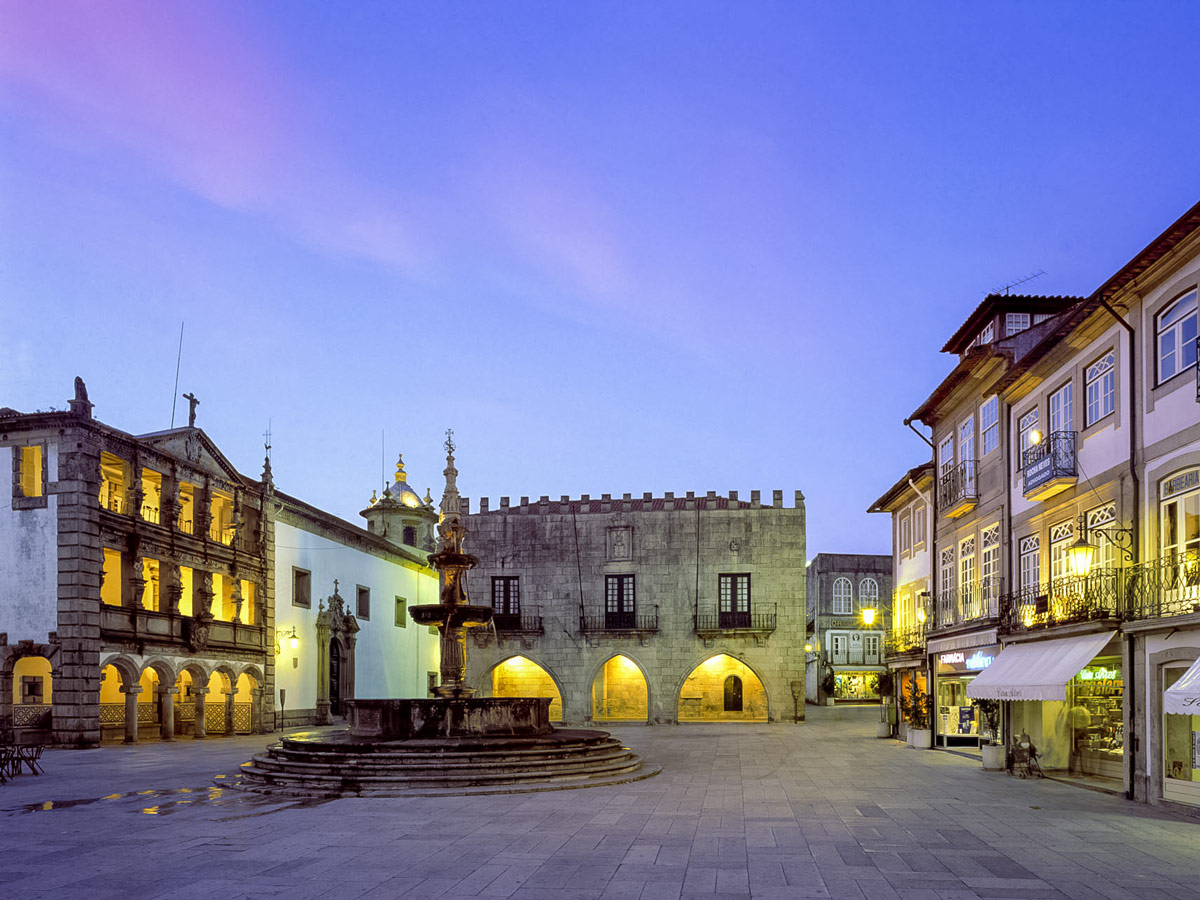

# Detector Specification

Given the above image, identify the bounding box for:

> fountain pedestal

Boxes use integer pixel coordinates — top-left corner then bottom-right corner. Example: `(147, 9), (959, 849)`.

(347, 697), (553, 740)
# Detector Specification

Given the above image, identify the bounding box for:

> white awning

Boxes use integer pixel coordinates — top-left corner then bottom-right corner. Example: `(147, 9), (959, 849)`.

(1165, 656), (1200, 716)
(966, 631), (1114, 701)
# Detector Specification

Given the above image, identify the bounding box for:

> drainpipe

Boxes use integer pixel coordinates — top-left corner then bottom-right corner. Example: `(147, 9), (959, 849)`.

(1095, 295), (1138, 801)
(905, 416), (936, 750)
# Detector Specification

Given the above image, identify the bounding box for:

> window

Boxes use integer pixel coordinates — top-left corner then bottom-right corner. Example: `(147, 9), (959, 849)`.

(938, 435), (954, 476)
(899, 512), (912, 555)
(959, 416), (975, 463)
(395, 596), (407, 627)
(1086, 504), (1117, 571)
(864, 634), (881, 662)
(18, 445), (43, 498)
(1006, 312), (1031, 336)
(1050, 520), (1074, 585)
(831, 633), (847, 662)
(859, 577), (878, 610)
(981, 524), (1000, 602)
(1018, 536), (1040, 592)
(1034, 313), (1052, 325)
(492, 576), (520, 629)
(940, 547), (955, 597)
(1156, 290), (1198, 384)
(1018, 408), (1039, 461)
(980, 397), (999, 456)
(913, 502), (927, 547)
(832, 577), (852, 614)
(1085, 352), (1115, 425)
(959, 536), (976, 616)
(292, 568), (311, 608)
(1049, 382), (1073, 434)
(719, 574), (751, 627)
(978, 321), (995, 344)
(402, 525), (417, 546)
(356, 585), (370, 619)
(1160, 469), (1200, 560)
(605, 574), (636, 627)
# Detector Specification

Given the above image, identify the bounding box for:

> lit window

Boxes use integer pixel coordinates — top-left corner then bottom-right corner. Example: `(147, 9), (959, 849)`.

(357, 585), (370, 620)
(980, 397), (999, 456)
(1019, 536), (1041, 592)
(1049, 382), (1073, 434)
(1006, 312), (1031, 336)
(1157, 290), (1198, 384)
(1085, 352), (1115, 425)
(18, 445), (43, 497)
(1018, 408), (1039, 460)
(1050, 520), (1074, 586)
(981, 525), (1000, 601)
(832, 577), (852, 614)
(1159, 469), (1200, 561)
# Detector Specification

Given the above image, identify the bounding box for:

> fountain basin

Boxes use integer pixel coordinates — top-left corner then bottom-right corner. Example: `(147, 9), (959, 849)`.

(347, 697), (553, 739)
(408, 603), (494, 628)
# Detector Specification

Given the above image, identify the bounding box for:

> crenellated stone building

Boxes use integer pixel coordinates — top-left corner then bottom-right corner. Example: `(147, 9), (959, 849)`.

(460, 489), (807, 725)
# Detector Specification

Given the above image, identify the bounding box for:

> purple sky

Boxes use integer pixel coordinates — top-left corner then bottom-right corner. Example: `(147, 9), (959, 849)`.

(2, 2), (1198, 557)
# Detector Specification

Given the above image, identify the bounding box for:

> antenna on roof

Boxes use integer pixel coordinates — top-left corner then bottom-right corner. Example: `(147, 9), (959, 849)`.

(381, 429), (386, 494)
(992, 270), (1046, 296)
(169, 321), (185, 428)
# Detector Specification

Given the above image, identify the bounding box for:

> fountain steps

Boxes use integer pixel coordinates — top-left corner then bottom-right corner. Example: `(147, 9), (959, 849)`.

(262, 743), (636, 773)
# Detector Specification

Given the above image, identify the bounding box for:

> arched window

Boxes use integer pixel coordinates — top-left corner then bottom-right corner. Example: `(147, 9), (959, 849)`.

(832, 577), (852, 614)
(723, 675), (743, 712)
(859, 578), (879, 610)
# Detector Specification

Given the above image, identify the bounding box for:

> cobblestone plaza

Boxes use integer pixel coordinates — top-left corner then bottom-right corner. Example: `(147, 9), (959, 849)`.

(2, 706), (1198, 900)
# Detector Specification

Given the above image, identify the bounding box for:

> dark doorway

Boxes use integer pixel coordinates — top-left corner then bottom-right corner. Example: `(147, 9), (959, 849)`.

(723, 675), (743, 712)
(330, 639), (342, 717)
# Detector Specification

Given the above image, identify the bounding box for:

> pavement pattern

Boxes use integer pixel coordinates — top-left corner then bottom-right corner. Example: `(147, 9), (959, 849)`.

(1, 705), (1198, 900)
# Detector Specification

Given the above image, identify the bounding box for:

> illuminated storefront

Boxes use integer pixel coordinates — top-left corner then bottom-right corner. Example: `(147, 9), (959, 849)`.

(833, 670), (883, 701)
(1163, 656), (1200, 808)
(934, 644), (999, 747)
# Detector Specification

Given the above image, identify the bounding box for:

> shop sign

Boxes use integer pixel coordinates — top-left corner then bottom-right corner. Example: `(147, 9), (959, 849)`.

(1161, 468), (1199, 500)
(1025, 453), (1056, 491)
(1076, 664), (1122, 695)
(938, 646), (998, 673)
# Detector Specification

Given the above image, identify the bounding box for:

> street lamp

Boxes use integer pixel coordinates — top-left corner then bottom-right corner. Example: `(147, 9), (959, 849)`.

(1067, 513), (1134, 578)
(275, 626), (300, 656)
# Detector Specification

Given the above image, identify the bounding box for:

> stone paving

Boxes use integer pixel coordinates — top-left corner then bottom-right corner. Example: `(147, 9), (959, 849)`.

(1, 705), (1198, 900)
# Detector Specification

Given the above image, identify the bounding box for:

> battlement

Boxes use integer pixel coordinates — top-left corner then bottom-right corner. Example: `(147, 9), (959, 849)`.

(461, 489), (805, 516)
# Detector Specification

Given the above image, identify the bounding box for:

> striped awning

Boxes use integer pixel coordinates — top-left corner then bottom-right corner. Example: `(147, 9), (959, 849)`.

(1165, 656), (1200, 716)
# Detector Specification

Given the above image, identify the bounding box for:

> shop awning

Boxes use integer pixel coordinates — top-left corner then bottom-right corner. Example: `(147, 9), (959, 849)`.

(966, 631), (1115, 701)
(1165, 656), (1200, 716)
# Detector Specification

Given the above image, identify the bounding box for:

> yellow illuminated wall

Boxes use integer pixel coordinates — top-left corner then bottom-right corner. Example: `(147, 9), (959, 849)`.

(178, 482), (195, 532)
(241, 580), (255, 624)
(234, 673), (257, 702)
(101, 548), (122, 606)
(99, 665), (124, 703)
(210, 491), (233, 543)
(678, 654), (768, 721)
(19, 446), (43, 497)
(591, 655), (648, 721)
(491, 656), (562, 721)
(175, 670), (193, 701)
(140, 468), (162, 522)
(179, 566), (193, 616)
(13, 656), (52, 705)
(99, 452), (127, 512)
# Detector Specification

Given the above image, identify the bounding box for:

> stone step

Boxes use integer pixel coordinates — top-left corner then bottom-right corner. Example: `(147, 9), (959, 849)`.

(254, 745), (635, 776)
(266, 738), (629, 767)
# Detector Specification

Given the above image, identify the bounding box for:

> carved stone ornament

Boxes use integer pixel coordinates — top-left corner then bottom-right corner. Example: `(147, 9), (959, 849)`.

(188, 615), (212, 652)
(184, 432), (202, 463)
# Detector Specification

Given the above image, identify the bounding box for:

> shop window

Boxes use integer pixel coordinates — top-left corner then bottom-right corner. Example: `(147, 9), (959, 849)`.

(1069, 658), (1125, 781)
(1163, 663), (1200, 805)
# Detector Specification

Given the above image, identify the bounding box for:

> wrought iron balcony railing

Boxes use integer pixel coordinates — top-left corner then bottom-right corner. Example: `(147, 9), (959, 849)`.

(933, 577), (1003, 628)
(885, 625), (926, 656)
(1123, 552), (1200, 621)
(1000, 569), (1124, 633)
(491, 612), (544, 633)
(581, 607), (659, 633)
(694, 605), (777, 634)
(937, 460), (978, 515)
(1022, 430), (1076, 496)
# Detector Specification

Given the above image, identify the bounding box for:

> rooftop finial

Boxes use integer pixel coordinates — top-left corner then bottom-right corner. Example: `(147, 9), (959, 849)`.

(395, 453), (407, 483)
(445, 428), (455, 457)
(369, 489), (378, 506)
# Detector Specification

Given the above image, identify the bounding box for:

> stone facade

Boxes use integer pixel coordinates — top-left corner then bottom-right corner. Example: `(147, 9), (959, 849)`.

(805, 553), (893, 703)
(461, 489), (807, 724)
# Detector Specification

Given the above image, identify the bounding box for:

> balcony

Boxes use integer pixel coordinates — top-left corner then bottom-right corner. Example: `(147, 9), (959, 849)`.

(491, 612), (544, 634)
(938, 460), (978, 519)
(100, 606), (266, 652)
(884, 625), (926, 657)
(1022, 431), (1077, 501)
(1000, 570), (1123, 633)
(581, 607), (659, 634)
(1124, 553), (1200, 622)
(694, 605), (777, 639)
(933, 577), (1002, 629)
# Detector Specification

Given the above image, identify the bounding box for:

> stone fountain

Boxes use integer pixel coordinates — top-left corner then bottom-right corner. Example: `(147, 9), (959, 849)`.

(232, 435), (658, 796)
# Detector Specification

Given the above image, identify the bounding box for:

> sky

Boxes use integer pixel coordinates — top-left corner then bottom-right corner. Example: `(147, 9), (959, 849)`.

(2, 2), (1199, 557)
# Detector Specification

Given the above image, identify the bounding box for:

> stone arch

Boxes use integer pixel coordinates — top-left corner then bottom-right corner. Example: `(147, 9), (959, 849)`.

(205, 665), (236, 736)
(481, 653), (566, 723)
(587, 652), (651, 723)
(99, 652), (140, 686)
(140, 657), (177, 685)
(674, 651), (770, 723)
(0, 642), (58, 738)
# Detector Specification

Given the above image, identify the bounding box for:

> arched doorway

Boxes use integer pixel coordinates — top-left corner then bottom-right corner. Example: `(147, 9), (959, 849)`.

(206, 671), (232, 735)
(678, 655), (767, 721)
(12, 656), (52, 732)
(591, 655), (648, 721)
(329, 639), (342, 717)
(99, 664), (126, 741)
(488, 656), (563, 722)
(234, 673), (257, 734)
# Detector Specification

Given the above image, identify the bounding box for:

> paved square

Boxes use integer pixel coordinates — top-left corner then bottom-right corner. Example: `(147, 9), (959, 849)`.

(1, 706), (1198, 900)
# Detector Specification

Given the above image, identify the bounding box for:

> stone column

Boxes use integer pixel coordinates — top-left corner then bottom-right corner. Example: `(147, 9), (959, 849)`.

(159, 686), (177, 741)
(195, 571), (214, 619)
(162, 563), (183, 616)
(316, 616), (331, 725)
(231, 579), (244, 624)
(128, 455), (144, 520)
(121, 684), (143, 743)
(196, 480), (213, 543)
(251, 686), (264, 734)
(225, 689), (236, 735)
(128, 555), (146, 610)
(192, 686), (208, 738)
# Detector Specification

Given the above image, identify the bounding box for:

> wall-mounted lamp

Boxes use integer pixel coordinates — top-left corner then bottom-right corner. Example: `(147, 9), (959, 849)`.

(1068, 514), (1134, 578)
(1030, 429), (1043, 445)
(861, 607), (877, 626)
(274, 626), (300, 656)
(804, 643), (813, 653)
